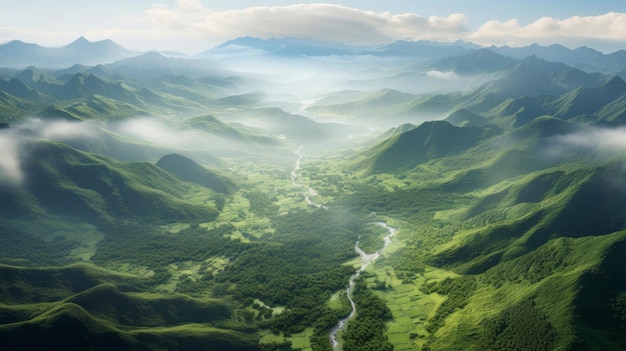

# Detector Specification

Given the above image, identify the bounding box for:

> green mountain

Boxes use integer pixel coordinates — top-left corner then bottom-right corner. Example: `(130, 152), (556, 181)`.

(340, 104), (626, 350)
(467, 64), (566, 103)
(549, 76), (626, 122)
(0, 77), (44, 100)
(444, 108), (488, 127)
(429, 49), (518, 74)
(357, 121), (497, 173)
(181, 114), (278, 145)
(304, 62), (622, 129)
(0, 89), (37, 121)
(103, 51), (225, 79)
(0, 37), (136, 69)
(0, 140), (218, 224)
(13, 67), (63, 93)
(59, 73), (142, 103)
(304, 88), (417, 124)
(156, 153), (239, 194)
(41, 95), (144, 120)
(223, 107), (363, 147)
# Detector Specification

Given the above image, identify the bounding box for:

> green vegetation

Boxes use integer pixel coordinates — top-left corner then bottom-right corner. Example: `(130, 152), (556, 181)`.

(156, 153), (239, 194)
(2, 42), (626, 351)
(342, 279), (393, 351)
(480, 299), (558, 351)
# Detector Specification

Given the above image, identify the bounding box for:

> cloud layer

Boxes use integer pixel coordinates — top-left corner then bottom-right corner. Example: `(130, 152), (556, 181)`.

(138, 1), (626, 52)
(553, 127), (626, 154)
(469, 12), (626, 49)
(1, 1), (626, 53)
(144, 2), (469, 46)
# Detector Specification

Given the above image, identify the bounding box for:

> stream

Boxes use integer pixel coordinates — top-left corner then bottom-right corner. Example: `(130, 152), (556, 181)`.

(290, 146), (397, 350)
(291, 146), (328, 209)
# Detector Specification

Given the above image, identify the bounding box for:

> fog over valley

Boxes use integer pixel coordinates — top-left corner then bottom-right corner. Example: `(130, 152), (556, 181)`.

(2, 2), (626, 351)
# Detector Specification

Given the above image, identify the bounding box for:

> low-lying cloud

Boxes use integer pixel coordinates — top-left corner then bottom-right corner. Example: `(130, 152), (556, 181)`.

(21, 118), (96, 140)
(116, 118), (203, 149)
(0, 119), (97, 186)
(427, 70), (459, 80)
(549, 126), (626, 159)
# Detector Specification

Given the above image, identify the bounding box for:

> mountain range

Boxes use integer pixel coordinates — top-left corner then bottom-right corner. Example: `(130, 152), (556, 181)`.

(306, 56), (626, 129)
(0, 36), (136, 69)
(3, 36), (626, 75)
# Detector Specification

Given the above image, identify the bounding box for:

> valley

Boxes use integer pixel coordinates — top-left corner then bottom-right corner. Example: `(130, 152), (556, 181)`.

(1, 35), (626, 351)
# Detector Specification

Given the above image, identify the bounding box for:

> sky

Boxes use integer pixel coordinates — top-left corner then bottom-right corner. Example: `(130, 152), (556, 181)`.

(1, 0), (626, 54)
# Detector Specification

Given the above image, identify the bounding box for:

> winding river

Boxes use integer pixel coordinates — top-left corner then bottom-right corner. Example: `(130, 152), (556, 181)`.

(329, 222), (397, 350)
(291, 146), (328, 209)
(290, 146), (397, 350)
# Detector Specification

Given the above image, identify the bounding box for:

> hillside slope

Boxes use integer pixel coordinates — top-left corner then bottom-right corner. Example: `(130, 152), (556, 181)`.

(0, 140), (218, 224)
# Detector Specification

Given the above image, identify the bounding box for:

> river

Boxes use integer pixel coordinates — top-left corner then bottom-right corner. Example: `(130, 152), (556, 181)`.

(291, 146), (328, 209)
(290, 146), (397, 350)
(329, 222), (397, 350)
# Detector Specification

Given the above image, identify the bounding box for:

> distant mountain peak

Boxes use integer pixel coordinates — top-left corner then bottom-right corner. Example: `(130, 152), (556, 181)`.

(2, 40), (39, 49)
(0, 36), (135, 68)
(72, 36), (90, 44)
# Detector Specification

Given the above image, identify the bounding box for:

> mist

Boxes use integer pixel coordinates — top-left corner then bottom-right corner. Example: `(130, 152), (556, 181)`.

(427, 70), (459, 80)
(20, 118), (97, 140)
(550, 126), (626, 159)
(0, 119), (100, 186)
(116, 118), (205, 150)
(0, 131), (23, 185)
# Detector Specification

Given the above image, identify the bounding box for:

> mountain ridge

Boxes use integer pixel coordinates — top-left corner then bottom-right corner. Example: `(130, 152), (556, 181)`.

(0, 37), (136, 69)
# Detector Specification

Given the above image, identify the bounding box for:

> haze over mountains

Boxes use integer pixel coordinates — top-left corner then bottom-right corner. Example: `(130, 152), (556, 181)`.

(2, 36), (626, 73)
(1, 34), (626, 351)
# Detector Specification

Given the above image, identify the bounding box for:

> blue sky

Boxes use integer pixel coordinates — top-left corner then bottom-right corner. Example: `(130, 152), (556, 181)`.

(1, 0), (626, 53)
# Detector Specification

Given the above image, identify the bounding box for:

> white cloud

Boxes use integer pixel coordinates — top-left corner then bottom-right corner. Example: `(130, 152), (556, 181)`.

(141, 2), (469, 50)
(427, 70), (459, 80)
(547, 127), (626, 162)
(469, 12), (626, 49)
(138, 3), (626, 53)
(116, 118), (217, 149)
(27, 119), (96, 140)
(2, 2), (626, 54)
(0, 119), (103, 186)
(554, 127), (626, 152)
